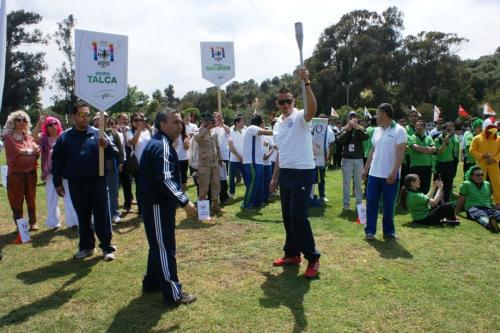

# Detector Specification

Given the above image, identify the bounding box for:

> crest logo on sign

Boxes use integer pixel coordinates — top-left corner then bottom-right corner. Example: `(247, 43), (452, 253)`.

(210, 47), (225, 61)
(92, 40), (115, 68)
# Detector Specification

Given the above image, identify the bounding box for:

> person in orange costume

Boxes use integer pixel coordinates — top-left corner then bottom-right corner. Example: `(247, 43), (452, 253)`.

(470, 117), (500, 208)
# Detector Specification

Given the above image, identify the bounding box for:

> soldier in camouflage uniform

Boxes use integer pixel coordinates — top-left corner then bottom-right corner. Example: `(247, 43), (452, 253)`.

(194, 113), (222, 213)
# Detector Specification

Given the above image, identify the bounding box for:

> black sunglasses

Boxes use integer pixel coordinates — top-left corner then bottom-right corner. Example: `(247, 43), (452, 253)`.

(278, 98), (293, 106)
(15, 118), (28, 123)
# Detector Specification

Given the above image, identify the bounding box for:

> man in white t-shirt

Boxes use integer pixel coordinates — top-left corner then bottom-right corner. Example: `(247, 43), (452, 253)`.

(242, 113), (273, 209)
(183, 112), (199, 138)
(262, 133), (274, 203)
(228, 114), (246, 197)
(269, 67), (321, 279)
(213, 112), (231, 203)
(362, 103), (407, 240)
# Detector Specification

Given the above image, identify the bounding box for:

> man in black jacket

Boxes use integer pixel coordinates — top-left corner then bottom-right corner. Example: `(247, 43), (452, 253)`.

(139, 110), (197, 306)
(52, 101), (119, 261)
(336, 111), (369, 210)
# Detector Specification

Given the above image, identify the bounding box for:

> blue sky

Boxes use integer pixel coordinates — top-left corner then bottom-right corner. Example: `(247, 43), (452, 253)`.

(9, 0), (500, 106)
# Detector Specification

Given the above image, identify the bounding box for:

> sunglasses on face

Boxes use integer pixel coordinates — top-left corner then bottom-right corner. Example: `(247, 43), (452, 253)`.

(132, 118), (143, 122)
(76, 111), (91, 118)
(15, 118), (28, 123)
(278, 98), (293, 106)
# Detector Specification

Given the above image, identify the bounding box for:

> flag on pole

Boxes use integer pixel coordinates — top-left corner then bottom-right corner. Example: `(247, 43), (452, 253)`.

(483, 103), (495, 116)
(458, 105), (470, 118)
(411, 105), (422, 117)
(433, 105), (441, 122)
(0, 0), (7, 110)
(364, 107), (372, 119)
(330, 107), (338, 117)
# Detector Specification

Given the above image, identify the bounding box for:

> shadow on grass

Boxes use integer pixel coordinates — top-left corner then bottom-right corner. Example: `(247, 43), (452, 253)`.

(338, 209), (358, 222)
(0, 230), (18, 255)
(235, 209), (281, 223)
(106, 294), (179, 333)
(309, 204), (326, 217)
(30, 227), (78, 248)
(365, 239), (413, 259)
(114, 216), (143, 235)
(177, 217), (216, 230)
(17, 256), (100, 287)
(260, 266), (311, 333)
(0, 288), (80, 328)
(401, 222), (445, 229)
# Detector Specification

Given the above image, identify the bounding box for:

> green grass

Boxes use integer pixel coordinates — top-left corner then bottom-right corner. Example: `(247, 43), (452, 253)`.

(0, 152), (498, 332)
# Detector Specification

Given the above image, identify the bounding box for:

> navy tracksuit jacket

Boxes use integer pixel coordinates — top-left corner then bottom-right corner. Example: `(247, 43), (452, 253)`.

(139, 131), (189, 303)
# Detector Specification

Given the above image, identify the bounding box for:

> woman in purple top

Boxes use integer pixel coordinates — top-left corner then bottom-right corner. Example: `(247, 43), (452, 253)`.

(33, 115), (78, 229)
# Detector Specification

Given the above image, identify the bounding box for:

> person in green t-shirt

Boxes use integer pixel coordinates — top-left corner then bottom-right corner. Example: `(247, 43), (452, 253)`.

(400, 173), (459, 225)
(462, 119), (483, 178)
(434, 122), (459, 202)
(455, 165), (499, 233)
(408, 120), (436, 193)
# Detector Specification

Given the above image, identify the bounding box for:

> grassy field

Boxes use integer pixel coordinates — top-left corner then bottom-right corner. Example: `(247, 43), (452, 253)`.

(0, 152), (498, 332)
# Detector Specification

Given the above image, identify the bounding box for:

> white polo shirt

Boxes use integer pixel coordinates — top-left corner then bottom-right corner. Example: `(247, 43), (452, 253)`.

(242, 125), (264, 165)
(213, 126), (230, 161)
(369, 121), (407, 178)
(185, 122), (198, 137)
(229, 126), (246, 162)
(273, 109), (314, 169)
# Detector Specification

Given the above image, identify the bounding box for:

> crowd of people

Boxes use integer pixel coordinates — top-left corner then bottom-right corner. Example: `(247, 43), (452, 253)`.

(1, 67), (499, 306)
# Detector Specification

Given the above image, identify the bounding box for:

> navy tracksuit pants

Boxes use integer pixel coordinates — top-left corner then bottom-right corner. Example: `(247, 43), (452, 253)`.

(68, 177), (114, 252)
(243, 163), (264, 209)
(142, 201), (182, 303)
(279, 168), (320, 261)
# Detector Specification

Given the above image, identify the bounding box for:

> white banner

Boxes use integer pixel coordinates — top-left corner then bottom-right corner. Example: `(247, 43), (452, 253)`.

(16, 218), (31, 243)
(197, 200), (211, 221)
(75, 29), (128, 111)
(1, 164), (7, 187)
(311, 118), (329, 167)
(200, 41), (235, 86)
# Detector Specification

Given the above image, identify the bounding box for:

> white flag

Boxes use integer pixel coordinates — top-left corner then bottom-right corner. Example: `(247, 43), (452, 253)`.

(411, 105), (422, 117)
(330, 107), (338, 117)
(483, 103), (495, 116)
(0, 0), (7, 109)
(364, 107), (371, 119)
(433, 105), (441, 122)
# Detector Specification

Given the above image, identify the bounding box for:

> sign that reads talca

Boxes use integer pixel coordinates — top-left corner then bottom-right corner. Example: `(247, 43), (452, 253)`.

(75, 29), (128, 111)
(200, 41), (235, 86)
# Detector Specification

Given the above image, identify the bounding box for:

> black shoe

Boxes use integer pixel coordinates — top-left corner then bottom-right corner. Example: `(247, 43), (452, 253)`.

(489, 219), (499, 233)
(383, 234), (399, 240)
(167, 292), (197, 306)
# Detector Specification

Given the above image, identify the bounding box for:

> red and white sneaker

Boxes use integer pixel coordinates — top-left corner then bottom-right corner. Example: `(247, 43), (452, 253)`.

(304, 259), (320, 279)
(272, 256), (301, 267)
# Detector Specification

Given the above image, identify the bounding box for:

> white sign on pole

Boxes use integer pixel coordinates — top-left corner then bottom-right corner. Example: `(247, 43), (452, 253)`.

(311, 118), (329, 167)
(16, 218), (31, 243)
(200, 42), (235, 86)
(75, 29), (128, 111)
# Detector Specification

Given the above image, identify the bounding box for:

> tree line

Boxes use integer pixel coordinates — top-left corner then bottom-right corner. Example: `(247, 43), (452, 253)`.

(1, 7), (498, 126)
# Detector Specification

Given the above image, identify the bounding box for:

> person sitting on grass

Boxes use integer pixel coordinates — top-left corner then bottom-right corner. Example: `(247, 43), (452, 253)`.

(454, 166), (499, 233)
(400, 173), (460, 225)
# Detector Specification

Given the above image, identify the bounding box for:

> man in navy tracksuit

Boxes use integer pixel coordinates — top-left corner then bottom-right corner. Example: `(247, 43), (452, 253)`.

(139, 110), (197, 306)
(52, 101), (118, 261)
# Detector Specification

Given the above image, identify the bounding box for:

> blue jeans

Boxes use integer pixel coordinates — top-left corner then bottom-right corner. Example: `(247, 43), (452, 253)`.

(106, 171), (120, 218)
(228, 161), (245, 195)
(365, 175), (398, 236)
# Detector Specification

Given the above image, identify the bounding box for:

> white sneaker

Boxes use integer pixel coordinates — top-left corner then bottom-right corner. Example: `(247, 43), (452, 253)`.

(112, 215), (121, 224)
(103, 246), (117, 261)
(74, 248), (96, 260)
